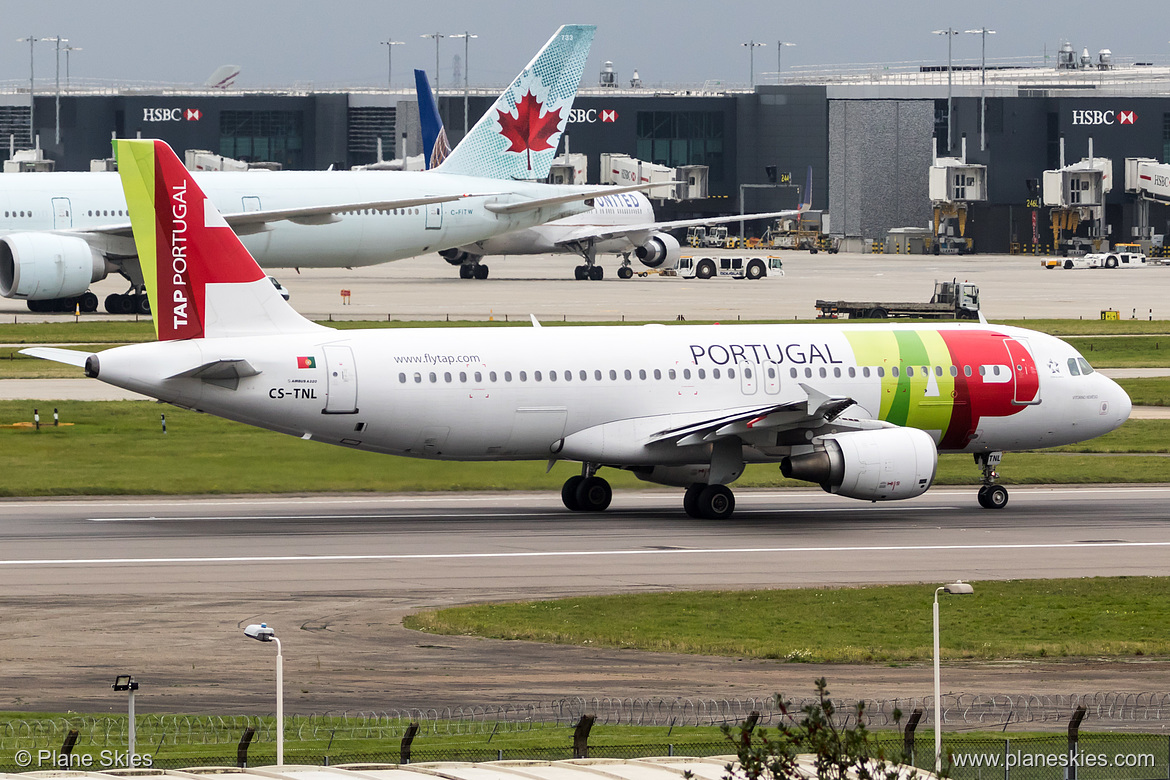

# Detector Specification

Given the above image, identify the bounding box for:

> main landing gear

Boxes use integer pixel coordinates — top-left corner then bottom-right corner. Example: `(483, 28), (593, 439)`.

(104, 289), (151, 315)
(561, 464), (612, 512)
(683, 483), (736, 519)
(26, 291), (99, 313)
(458, 261), (489, 279)
(974, 451), (1008, 509)
(565, 239), (605, 280)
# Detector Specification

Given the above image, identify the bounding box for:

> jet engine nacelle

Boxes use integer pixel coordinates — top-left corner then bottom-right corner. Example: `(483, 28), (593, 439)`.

(780, 427), (937, 501)
(634, 232), (680, 268)
(439, 247), (471, 266)
(0, 233), (109, 300)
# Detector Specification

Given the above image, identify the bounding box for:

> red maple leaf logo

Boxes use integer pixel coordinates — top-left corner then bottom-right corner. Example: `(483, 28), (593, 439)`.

(497, 91), (562, 171)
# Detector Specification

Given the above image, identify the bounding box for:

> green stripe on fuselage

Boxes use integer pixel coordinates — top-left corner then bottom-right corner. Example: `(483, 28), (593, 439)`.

(844, 330), (956, 437)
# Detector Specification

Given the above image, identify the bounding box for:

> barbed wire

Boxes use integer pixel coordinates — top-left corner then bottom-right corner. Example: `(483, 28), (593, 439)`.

(5, 693), (1170, 750)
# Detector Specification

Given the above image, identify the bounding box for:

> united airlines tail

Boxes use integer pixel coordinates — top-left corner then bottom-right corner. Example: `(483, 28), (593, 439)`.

(415, 69), (450, 170)
(115, 139), (321, 341)
(436, 24), (594, 181)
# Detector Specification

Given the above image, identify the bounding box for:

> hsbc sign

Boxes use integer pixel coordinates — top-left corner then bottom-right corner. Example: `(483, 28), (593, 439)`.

(568, 108), (619, 124)
(1071, 109), (1137, 126)
(143, 108), (203, 122)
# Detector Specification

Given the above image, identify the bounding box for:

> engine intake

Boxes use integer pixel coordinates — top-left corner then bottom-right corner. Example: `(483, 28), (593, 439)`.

(780, 428), (937, 501)
(634, 233), (680, 268)
(0, 233), (109, 300)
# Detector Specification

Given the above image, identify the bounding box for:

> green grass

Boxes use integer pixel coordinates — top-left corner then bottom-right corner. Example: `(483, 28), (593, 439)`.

(404, 577), (1170, 663)
(1116, 377), (1170, 406)
(1064, 336), (1170, 367)
(0, 403), (1165, 497)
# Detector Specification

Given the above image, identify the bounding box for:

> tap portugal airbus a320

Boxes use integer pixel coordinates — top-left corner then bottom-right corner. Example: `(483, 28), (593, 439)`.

(24, 140), (1132, 518)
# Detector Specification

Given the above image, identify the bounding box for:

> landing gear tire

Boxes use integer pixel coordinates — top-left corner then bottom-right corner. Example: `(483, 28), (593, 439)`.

(588, 265), (603, 281)
(617, 266), (633, 279)
(683, 484), (704, 518)
(459, 264), (473, 279)
(561, 475), (585, 511)
(80, 292), (99, 313)
(977, 484), (1009, 510)
(105, 293), (134, 315)
(473, 264), (489, 280)
(697, 484), (735, 519)
(576, 476), (612, 512)
(574, 265), (587, 281)
(135, 294), (151, 315)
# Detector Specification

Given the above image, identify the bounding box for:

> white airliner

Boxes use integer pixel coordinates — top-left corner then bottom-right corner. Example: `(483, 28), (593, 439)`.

(0, 25), (630, 314)
(25, 140), (1132, 518)
(439, 189), (807, 280)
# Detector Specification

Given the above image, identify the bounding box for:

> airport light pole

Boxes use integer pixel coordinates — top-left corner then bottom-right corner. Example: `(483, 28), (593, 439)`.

(380, 38), (404, 92)
(741, 40), (765, 87)
(41, 36), (67, 145)
(450, 32), (477, 138)
(16, 36), (38, 148)
(965, 28), (995, 151)
(933, 581), (974, 774)
(63, 45), (81, 90)
(422, 32), (444, 92)
(932, 28), (958, 153)
(244, 623), (283, 766)
(112, 676), (139, 761)
(776, 41), (795, 84)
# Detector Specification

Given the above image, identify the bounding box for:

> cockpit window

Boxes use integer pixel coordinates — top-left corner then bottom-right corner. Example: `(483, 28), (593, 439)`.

(1077, 358), (1094, 375)
(1067, 358), (1081, 376)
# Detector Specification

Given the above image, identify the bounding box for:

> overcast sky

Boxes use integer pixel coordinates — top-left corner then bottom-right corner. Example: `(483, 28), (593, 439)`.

(4, 0), (1169, 91)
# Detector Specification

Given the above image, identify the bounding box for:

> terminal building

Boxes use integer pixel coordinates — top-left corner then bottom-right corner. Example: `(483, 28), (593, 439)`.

(3, 48), (1170, 254)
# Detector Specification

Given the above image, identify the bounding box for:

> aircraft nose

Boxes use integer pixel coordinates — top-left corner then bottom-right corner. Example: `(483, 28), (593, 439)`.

(1103, 375), (1131, 431)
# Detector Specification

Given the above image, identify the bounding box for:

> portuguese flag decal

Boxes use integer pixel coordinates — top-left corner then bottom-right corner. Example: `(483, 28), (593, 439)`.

(297, 356), (317, 369)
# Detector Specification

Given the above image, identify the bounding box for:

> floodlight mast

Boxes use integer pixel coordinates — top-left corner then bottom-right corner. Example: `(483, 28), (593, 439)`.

(243, 623), (283, 766)
(933, 582), (974, 773)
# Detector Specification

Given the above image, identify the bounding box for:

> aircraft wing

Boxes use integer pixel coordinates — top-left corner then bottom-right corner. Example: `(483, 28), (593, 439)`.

(484, 182), (679, 216)
(74, 193), (495, 237)
(19, 347), (94, 367)
(645, 383), (864, 447)
(549, 208), (808, 249)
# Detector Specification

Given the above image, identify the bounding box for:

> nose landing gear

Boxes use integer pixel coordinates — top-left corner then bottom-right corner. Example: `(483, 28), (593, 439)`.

(561, 464), (612, 512)
(975, 451), (1008, 509)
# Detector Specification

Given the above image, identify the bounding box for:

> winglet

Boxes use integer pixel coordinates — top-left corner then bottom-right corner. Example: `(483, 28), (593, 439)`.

(115, 139), (324, 341)
(436, 25), (594, 181)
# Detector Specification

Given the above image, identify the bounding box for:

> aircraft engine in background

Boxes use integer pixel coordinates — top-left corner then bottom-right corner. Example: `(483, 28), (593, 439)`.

(634, 232), (681, 268)
(0, 233), (110, 302)
(439, 248), (473, 266)
(780, 428), (938, 501)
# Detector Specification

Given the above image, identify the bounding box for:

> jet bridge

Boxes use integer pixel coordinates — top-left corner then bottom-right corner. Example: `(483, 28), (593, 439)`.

(1042, 138), (1111, 255)
(928, 138), (986, 254)
(1124, 157), (1170, 252)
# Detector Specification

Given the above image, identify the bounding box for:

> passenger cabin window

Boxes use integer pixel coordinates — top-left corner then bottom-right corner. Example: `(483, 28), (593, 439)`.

(609, 369), (618, 380)
(398, 372), (406, 383)
(519, 371), (527, 381)
(505, 371), (513, 382)
(444, 372), (452, 382)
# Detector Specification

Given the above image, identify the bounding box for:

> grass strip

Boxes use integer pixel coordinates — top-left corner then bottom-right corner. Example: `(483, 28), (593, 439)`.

(403, 577), (1170, 663)
(0, 402), (1165, 497)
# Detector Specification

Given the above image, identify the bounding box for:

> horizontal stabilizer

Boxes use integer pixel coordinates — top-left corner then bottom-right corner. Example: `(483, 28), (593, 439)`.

(19, 347), (93, 367)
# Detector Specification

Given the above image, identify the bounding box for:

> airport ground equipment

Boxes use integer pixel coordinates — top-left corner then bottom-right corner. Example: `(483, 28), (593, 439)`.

(762, 210), (835, 252)
(815, 279), (980, 319)
(1041, 246), (1148, 269)
(675, 255), (783, 280)
(929, 140), (986, 254)
(1043, 138), (1111, 256)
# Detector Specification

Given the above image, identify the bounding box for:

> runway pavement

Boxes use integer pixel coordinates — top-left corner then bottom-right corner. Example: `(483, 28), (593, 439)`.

(2, 487), (1169, 713)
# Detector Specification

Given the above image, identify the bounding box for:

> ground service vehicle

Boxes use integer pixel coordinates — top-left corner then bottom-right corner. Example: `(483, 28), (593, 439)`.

(676, 255), (784, 280)
(1042, 246), (1148, 269)
(816, 280), (980, 319)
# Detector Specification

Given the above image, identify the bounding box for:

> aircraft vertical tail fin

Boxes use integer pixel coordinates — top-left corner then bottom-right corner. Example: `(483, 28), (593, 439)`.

(435, 24), (594, 181)
(415, 69), (450, 169)
(115, 139), (323, 341)
(801, 165), (813, 211)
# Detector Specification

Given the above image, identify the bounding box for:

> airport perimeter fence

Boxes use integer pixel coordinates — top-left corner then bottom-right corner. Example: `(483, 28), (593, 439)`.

(6, 696), (1170, 775)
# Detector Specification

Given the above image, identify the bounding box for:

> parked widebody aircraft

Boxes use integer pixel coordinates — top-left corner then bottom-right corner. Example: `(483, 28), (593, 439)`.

(411, 69), (811, 281)
(0, 25), (618, 314)
(25, 140), (1132, 518)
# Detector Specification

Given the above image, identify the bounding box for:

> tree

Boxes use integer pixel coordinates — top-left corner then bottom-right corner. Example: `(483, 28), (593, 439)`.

(707, 679), (924, 780)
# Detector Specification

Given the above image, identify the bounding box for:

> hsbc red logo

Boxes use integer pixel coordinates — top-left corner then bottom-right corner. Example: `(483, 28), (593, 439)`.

(567, 108), (619, 124)
(142, 107), (203, 122)
(1071, 109), (1137, 126)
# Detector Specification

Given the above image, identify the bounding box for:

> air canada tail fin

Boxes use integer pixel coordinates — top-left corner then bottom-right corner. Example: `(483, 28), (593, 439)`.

(415, 69), (450, 170)
(435, 24), (594, 181)
(115, 139), (323, 341)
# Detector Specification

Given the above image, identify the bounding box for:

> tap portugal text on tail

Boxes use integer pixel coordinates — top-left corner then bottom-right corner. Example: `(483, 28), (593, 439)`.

(23, 140), (1131, 518)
